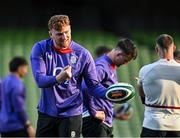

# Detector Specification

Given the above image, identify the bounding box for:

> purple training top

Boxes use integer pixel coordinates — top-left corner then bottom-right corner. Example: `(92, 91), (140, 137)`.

(30, 38), (106, 118)
(83, 55), (118, 127)
(0, 79), (1, 109)
(0, 74), (28, 132)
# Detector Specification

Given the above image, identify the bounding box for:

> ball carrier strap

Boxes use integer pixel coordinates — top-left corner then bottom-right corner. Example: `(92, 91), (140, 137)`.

(145, 103), (180, 109)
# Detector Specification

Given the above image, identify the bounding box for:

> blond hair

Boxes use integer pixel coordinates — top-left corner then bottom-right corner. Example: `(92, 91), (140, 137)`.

(48, 15), (70, 30)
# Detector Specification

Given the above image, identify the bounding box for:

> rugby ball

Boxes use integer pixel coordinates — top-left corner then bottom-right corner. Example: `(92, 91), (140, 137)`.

(114, 103), (134, 120)
(106, 82), (135, 104)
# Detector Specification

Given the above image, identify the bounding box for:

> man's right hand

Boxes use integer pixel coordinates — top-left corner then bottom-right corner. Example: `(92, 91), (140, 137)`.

(56, 65), (72, 83)
(95, 111), (105, 121)
(27, 125), (35, 138)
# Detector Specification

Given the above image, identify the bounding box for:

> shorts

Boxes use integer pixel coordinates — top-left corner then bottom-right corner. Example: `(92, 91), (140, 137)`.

(82, 116), (113, 137)
(36, 112), (82, 137)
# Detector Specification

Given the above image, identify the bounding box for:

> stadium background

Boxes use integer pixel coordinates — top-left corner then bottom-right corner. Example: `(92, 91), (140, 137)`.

(0, 0), (180, 137)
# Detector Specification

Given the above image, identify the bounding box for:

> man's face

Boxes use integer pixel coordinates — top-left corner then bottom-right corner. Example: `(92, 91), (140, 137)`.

(49, 25), (71, 48)
(114, 51), (132, 67)
(18, 65), (28, 78)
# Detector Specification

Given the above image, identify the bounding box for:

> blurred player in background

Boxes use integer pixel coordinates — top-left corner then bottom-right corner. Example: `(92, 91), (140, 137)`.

(82, 38), (137, 137)
(0, 57), (35, 137)
(0, 78), (2, 110)
(92, 46), (133, 120)
(138, 34), (180, 137)
(89, 46), (134, 121)
(0, 78), (1, 137)
(95, 45), (111, 57)
(174, 49), (180, 63)
(30, 15), (114, 137)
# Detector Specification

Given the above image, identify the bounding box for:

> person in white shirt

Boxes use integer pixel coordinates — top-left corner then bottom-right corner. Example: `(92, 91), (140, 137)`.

(138, 34), (180, 137)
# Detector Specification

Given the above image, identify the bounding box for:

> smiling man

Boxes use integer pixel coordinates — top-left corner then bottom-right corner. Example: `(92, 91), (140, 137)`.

(30, 15), (110, 137)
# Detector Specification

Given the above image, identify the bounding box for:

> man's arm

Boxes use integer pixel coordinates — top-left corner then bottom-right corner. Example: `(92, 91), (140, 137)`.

(11, 85), (30, 127)
(86, 65), (106, 114)
(89, 65), (106, 120)
(11, 85), (35, 137)
(137, 71), (145, 104)
(137, 84), (145, 104)
(82, 52), (107, 99)
(30, 43), (57, 88)
(82, 78), (105, 121)
(30, 43), (71, 88)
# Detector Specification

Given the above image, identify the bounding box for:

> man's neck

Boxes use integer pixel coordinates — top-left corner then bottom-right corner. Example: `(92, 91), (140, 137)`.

(11, 72), (20, 79)
(158, 46), (174, 60)
(159, 52), (174, 60)
(106, 51), (114, 64)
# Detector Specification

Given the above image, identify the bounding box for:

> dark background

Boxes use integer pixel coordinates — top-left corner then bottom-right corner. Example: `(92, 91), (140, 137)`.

(0, 0), (180, 35)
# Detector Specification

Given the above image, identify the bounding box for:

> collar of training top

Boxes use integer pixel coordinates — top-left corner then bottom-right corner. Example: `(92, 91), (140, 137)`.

(53, 46), (73, 54)
(159, 58), (176, 62)
(103, 55), (116, 70)
(52, 40), (73, 54)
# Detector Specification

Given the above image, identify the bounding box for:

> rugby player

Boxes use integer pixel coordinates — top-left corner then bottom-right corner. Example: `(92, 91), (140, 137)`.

(138, 34), (180, 137)
(30, 15), (114, 137)
(82, 38), (137, 137)
(0, 79), (1, 110)
(0, 57), (35, 137)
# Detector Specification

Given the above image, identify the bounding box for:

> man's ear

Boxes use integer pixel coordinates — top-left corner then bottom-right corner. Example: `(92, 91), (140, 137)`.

(173, 44), (176, 52)
(155, 46), (159, 54)
(116, 52), (123, 58)
(17, 66), (21, 74)
(49, 31), (52, 38)
(117, 52), (121, 56)
(116, 49), (123, 56)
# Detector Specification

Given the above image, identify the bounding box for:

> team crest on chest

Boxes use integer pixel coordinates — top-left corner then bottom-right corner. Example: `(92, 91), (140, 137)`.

(70, 55), (77, 64)
(46, 52), (53, 60)
(48, 54), (52, 60)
